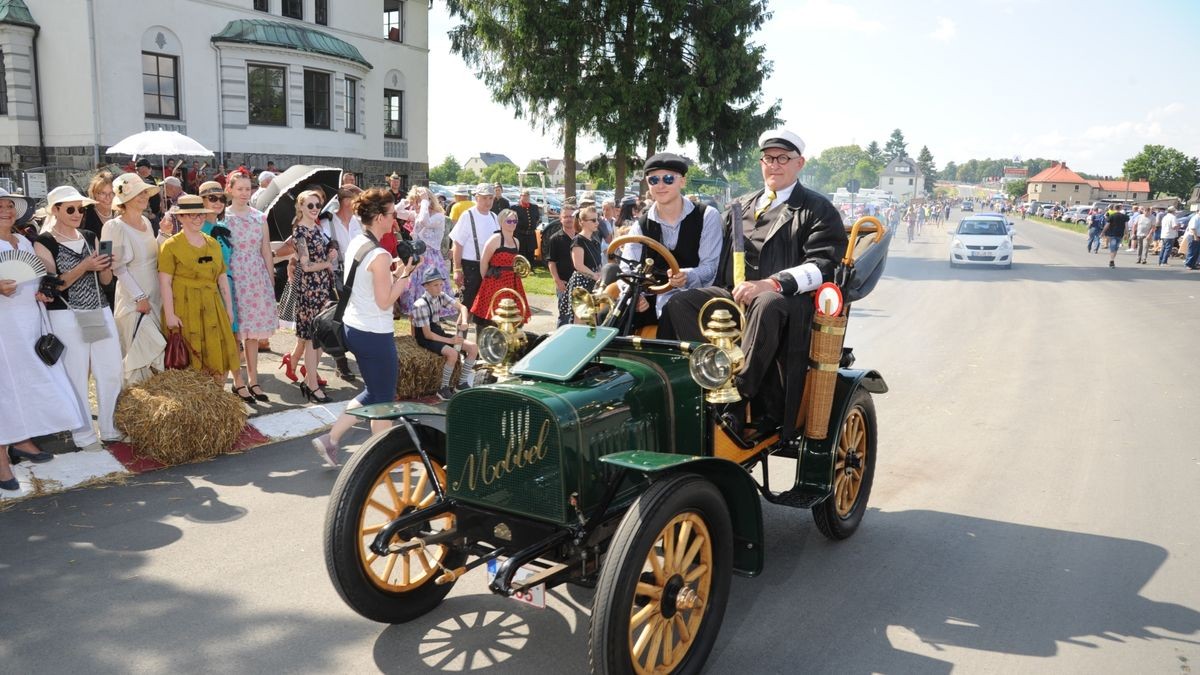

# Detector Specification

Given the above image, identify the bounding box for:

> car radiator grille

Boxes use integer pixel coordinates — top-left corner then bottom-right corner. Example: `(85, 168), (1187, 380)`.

(966, 245), (999, 250)
(446, 392), (565, 523)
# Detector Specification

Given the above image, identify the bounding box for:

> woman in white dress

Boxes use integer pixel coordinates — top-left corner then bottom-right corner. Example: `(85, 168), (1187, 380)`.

(101, 173), (165, 384)
(0, 189), (87, 490)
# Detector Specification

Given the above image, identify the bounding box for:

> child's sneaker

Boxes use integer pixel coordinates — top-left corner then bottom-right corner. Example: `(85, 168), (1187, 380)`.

(436, 386), (455, 401)
(455, 380), (471, 392)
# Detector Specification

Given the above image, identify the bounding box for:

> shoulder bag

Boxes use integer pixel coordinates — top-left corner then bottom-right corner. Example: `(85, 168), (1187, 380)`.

(311, 236), (378, 358)
(34, 303), (65, 366)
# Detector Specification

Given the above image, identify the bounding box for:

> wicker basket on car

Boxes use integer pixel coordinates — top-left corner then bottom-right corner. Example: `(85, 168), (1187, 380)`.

(803, 311), (847, 440)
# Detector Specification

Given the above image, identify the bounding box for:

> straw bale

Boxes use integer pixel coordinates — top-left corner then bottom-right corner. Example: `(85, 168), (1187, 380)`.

(394, 335), (453, 399)
(114, 369), (247, 465)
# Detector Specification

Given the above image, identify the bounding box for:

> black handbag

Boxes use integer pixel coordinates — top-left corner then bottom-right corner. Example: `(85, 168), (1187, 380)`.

(35, 305), (65, 366)
(311, 237), (377, 358)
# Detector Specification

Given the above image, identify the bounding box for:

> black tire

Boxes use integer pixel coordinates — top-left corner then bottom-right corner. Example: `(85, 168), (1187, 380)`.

(589, 473), (733, 675)
(812, 389), (877, 540)
(323, 428), (466, 623)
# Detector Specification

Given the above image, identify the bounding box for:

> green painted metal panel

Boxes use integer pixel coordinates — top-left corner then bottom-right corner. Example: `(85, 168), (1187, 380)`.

(0, 0), (37, 29)
(511, 325), (618, 381)
(348, 401), (443, 421)
(212, 19), (372, 68)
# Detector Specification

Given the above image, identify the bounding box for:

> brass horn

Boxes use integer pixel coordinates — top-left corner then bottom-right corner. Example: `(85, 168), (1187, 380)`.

(512, 255), (532, 278)
(571, 286), (612, 327)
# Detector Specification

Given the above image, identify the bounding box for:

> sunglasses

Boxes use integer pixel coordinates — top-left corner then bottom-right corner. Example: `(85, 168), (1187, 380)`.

(304, 202), (321, 210)
(580, 216), (598, 222)
(197, 256), (213, 264)
(57, 205), (87, 215)
(203, 196), (225, 202)
(504, 218), (518, 224)
(646, 174), (677, 186)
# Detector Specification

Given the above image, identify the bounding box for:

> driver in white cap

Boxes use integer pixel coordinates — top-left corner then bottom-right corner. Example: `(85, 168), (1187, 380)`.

(658, 128), (848, 442)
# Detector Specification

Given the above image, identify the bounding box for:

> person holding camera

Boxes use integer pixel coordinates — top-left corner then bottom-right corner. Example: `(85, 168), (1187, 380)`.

(395, 186), (445, 316)
(33, 186), (123, 450)
(310, 188), (417, 467)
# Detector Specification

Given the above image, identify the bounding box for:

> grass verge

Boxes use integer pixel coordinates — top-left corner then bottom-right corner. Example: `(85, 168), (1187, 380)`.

(1025, 215), (1088, 235)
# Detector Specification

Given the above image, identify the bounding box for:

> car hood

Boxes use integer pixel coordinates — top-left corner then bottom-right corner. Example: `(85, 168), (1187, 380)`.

(953, 234), (1009, 246)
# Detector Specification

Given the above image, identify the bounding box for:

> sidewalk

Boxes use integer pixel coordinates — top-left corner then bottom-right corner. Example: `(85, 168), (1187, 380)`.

(1, 292), (562, 505)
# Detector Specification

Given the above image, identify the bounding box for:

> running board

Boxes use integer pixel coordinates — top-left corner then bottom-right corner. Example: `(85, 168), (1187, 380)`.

(763, 488), (823, 510)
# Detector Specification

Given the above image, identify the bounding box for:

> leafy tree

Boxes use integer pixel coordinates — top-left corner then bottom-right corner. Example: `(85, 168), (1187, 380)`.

(940, 161), (958, 181)
(819, 145), (869, 176)
(1003, 179), (1028, 201)
(956, 159), (981, 184)
(884, 129), (908, 161)
(798, 157), (832, 194)
(428, 155), (462, 185)
(1122, 144), (1200, 198)
(865, 141), (883, 167)
(455, 168), (479, 184)
(524, 159), (547, 173)
(916, 146), (936, 194)
(481, 162), (519, 186)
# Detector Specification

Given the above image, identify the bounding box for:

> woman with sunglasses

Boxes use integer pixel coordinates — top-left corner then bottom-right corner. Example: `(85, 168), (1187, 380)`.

(32, 186), (124, 450)
(470, 207), (531, 323)
(222, 171), (278, 401)
(158, 195), (240, 383)
(291, 189), (338, 403)
(557, 205), (604, 324)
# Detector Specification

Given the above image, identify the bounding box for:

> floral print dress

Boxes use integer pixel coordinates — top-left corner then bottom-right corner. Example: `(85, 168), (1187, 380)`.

(293, 224), (333, 340)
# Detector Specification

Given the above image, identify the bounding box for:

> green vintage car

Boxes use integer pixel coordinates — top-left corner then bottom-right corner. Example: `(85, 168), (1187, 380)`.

(324, 222), (891, 674)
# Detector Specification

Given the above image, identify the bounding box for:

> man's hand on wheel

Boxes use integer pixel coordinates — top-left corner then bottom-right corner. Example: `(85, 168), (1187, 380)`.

(732, 279), (776, 306)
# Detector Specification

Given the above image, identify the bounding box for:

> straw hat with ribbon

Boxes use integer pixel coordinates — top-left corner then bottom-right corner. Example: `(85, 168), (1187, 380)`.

(112, 172), (160, 205)
(169, 194), (216, 216)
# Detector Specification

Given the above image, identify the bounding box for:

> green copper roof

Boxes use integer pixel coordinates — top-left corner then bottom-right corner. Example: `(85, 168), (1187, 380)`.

(0, 0), (38, 29)
(212, 19), (372, 69)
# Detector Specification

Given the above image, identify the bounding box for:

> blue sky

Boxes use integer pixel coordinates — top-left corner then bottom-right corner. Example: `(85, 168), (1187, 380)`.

(428, 0), (1200, 177)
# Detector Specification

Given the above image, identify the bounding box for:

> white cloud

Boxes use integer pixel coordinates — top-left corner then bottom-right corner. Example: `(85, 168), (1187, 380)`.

(929, 17), (957, 41)
(780, 0), (885, 34)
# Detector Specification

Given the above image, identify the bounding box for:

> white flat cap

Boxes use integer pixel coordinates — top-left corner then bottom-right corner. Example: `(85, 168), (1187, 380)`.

(758, 129), (806, 156)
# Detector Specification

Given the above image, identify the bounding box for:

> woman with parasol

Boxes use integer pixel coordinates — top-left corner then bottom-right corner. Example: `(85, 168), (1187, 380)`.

(291, 189), (338, 403)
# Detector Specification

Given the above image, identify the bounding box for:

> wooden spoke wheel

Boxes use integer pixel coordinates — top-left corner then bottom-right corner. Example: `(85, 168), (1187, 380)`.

(324, 429), (466, 624)
(812, 388), (877, 540)
(357, 454), (454, 592)
(590, 474), (732, 675)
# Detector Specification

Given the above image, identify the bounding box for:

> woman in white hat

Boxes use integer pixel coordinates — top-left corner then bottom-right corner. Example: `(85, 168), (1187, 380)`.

(101, 172), (165, 384)
(0, 188), (88, 490)
(158, 195), (240, 382)
(31, 186), (124, 449)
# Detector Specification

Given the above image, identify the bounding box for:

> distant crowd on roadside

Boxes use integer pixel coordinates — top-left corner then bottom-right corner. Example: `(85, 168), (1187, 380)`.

(1079, 204), (1199, 269)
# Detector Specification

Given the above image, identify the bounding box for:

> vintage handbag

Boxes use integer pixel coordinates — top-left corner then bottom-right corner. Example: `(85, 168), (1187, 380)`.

(34, 305), (65, 366)
(311, 238), (377, 358)
(164, 329), (194, 370)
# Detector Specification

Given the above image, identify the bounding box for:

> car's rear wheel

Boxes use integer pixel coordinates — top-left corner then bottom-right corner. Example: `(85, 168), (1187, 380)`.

(812, 389), (877, 540)
(324, 429), (465, 623)
(590, 473), (733, 675)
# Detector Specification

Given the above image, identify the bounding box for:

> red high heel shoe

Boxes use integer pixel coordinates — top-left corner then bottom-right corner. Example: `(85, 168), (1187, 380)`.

(279, 354), (299, 382)
(299, 364), (328, 387)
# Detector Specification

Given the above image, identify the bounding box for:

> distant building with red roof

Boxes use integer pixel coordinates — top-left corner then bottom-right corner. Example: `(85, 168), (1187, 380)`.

(1026, 162), (1150, 204)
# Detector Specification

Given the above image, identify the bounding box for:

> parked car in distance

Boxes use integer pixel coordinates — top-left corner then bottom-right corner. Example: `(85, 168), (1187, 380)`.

(1063, 205), (1091, 224)
(950, 217), (1014, 269)
(961, 200), (974, 212)
(1039, 204), (1059, 218)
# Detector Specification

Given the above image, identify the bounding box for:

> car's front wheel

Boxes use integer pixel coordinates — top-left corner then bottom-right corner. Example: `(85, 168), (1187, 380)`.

(590, 473), (733, 674)
(812, 389), (877, 540)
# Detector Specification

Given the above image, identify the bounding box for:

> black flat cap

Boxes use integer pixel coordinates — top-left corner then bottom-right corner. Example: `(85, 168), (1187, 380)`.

(643, 152), (688, 176)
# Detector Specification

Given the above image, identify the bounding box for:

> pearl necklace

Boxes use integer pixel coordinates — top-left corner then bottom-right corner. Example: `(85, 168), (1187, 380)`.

(52, 226), (82, 241)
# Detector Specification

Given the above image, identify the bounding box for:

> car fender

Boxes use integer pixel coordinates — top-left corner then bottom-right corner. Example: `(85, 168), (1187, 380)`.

(599, 451), (764, 577)
(796, 368), (887, 498)
(348, 401), (446, 434)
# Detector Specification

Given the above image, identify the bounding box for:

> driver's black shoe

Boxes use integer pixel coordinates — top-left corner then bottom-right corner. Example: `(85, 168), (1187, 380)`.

(717, 400), (749, 440)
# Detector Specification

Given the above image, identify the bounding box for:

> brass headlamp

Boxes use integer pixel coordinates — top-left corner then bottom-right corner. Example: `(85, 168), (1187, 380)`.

(479, 288), (528, 379)
(688, 297), (745, 404)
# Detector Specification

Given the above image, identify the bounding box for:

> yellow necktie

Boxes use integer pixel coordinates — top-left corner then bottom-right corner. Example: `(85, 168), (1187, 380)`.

(755, 189), (776, 220)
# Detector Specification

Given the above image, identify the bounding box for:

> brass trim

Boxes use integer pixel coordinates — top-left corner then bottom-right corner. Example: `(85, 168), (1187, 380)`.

(811, 362), (838, 372)
(679, 341), (692, 356)
(816, 325), (846, 336)
(631, 336), (642, 350)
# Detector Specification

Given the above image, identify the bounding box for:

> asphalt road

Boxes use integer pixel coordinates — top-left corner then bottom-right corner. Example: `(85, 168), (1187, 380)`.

(2, 211), (1198, 674)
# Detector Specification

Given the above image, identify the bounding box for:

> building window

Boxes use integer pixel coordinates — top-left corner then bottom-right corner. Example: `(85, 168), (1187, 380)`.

(248, 64), (286, 126)
(384, 0), (405, 42)
(384, 88), (403, 138)
(1051, 184), (1057, 192)
(142, 52), (180, 119)
(316, 0), (328, 25)
(888, 177), (893, 185)
(1073, 185), (1079, 192)
(282, 0), (302, 20)
(304, 70), (331, 129)
(253, 0), (268, 11)
(344, 77), (358, 132)
(0, 50), (7, 116)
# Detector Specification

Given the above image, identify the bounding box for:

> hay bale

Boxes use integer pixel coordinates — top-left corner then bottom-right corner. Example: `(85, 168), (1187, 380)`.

(114, 369), (247, 465)
(395, 335), (448, 399)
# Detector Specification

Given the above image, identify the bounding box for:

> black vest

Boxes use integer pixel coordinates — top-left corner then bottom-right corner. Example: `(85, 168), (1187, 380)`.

(640, 204), (704, 271)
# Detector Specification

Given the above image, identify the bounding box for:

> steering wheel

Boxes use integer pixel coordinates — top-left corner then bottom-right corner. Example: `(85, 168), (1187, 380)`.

(606, 234), (682, 295)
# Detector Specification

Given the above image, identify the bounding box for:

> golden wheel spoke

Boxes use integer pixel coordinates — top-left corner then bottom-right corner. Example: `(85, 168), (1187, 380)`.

(365, 551), (379, 566)
(662, 527), (675, 571)
(418, 491), (437, 508)
(683, 564), (708, 583)
(674, 521), (693, 570)
(402, 551), (412, 586)
(646, 619), (664, 670)
(673, 613), (691, 644)
(631, 599), (659, 628)
(632, 615), (660, 659)
(636, 581), (663, 601)
(383, 472), (402, 510)
(400, 462), (412, 504)
(680, 537), (705, 572)
(382, 551), (399, 583)
(367, 498), (396, 516)
(417, 548), (434, 574)
(647, 549), (666, 583)
(413, 469), (430, 504)
(663, 617), (675, 666)
(361, 523), (384, 535)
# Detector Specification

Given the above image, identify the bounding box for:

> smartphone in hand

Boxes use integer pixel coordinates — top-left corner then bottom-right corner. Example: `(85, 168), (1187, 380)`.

(98, 240), (113, 257)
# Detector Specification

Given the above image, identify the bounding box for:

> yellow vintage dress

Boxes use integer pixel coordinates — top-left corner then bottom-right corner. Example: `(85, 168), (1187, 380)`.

(159, 233), (240, 375)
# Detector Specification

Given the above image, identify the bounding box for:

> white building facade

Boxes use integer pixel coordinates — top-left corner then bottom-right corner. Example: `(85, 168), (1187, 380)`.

(877, 156), (923, 202)
(0, 0), (429, 190)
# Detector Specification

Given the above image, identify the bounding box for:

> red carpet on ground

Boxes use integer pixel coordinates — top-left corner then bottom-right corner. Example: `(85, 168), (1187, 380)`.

(108, 424), (272, 474)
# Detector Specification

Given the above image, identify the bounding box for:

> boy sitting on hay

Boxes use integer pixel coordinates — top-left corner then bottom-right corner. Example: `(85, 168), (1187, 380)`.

(411, 271), (478, 401)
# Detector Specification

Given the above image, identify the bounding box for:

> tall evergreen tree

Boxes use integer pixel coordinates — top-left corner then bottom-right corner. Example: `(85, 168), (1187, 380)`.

(865, 141), (884, 167)
(884, 129), (908, 161)
(916, 146), (937, 194)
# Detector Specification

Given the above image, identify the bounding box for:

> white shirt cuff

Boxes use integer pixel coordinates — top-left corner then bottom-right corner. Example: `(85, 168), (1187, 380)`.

(780, 262), (823, 293)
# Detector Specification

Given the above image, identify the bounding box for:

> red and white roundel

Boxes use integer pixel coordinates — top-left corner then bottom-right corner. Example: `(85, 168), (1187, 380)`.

(815, 283), (843, 316)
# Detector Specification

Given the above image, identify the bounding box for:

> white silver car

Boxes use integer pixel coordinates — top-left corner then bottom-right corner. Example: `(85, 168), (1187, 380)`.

(949, 217), (1014, 269)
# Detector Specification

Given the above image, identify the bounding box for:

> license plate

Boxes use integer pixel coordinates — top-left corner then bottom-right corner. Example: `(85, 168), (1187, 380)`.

(968, 255), (994, 261)
(487, 559), (546, 609)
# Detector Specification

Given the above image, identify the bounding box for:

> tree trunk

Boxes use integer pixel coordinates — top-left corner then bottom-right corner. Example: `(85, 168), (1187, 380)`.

(642, 118), (661, 198)
(614, 143), (628, 203)
(563, 117), (577, 199)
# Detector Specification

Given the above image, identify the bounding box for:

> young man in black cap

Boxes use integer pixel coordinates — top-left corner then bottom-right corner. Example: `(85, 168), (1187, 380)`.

(135, 158), (164, 227)
(657, 129), (848, 443)
(490, 183), (511, 214)
(618, 152), (722, 322)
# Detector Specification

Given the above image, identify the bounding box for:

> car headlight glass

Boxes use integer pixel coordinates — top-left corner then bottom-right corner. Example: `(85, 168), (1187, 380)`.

(478, 326), (509, 364)
(689, 344), (732, 389)
(952, 238), (965, 249)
